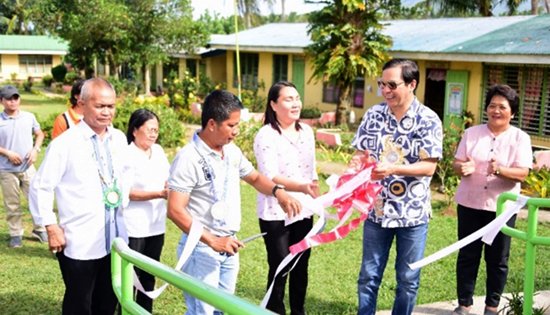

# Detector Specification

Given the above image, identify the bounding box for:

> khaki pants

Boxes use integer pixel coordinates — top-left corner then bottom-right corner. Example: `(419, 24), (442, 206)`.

(0, 165), (44, 237)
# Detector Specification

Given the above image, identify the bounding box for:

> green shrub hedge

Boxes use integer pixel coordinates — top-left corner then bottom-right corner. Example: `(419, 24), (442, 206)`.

(113, 95), (186, 148)
(38, 95), (186, 149)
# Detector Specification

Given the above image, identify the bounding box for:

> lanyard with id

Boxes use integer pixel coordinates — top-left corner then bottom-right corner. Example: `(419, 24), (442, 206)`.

(192, 133), (230, 228)
(91, 134), (125, 251)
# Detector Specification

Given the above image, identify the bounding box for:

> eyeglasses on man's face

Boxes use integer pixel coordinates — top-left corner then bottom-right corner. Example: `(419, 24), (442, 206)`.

(377, 80), (405, 90)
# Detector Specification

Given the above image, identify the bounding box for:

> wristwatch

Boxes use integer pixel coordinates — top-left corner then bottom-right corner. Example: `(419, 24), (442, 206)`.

(272, 184), (285, 197)
(494, 167), (501, 176)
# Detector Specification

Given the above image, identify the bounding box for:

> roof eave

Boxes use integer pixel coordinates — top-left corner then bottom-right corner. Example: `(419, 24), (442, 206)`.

(0, 50), (67, 55)
(208, 44), (304, 54)
(390, 51), (550, 65)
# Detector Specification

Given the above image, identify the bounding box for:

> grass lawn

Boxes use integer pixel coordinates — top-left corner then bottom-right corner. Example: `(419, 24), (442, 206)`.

(18, 90), (68, 119)
(1, 183), (550, 314)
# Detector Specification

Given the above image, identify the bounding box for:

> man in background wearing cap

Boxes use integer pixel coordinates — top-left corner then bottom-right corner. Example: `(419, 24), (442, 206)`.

(0, 85), (46, 248)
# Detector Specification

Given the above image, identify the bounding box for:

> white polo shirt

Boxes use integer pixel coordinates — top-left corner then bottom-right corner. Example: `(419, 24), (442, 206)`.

(29, 121), (129, 260)
(168, 132), (254, 236)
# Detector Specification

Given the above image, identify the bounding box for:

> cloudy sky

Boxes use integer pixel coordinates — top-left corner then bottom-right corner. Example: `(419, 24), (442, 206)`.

(191, 0), (326, 19)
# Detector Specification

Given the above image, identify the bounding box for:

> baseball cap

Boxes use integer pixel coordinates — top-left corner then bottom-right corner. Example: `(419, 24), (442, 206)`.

(0, 85), (20, 99)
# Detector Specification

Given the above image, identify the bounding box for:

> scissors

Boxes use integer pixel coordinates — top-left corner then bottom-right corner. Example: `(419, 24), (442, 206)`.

(241, 232), (267, 244)
(220, 232), (267, 256)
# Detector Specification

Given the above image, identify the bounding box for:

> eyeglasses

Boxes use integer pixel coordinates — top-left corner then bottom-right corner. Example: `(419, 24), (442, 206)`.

(377, 80), (405, 90)
(145, 128), (159, 135)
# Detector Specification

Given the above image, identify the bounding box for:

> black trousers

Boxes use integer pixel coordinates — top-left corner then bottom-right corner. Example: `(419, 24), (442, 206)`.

(456, 204), (516, 307)
(57, 252), (118, 315)
(128, 234), (165, 313)
(259, 217), (313, 315)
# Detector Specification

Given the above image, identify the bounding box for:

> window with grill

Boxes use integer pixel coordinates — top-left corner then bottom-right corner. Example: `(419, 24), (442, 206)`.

(233, 52), (258, 89)
(19, 55), (53, 74)
(482, 64), (549, 136)
(322, 78), (365, 108)
(273, 54), (288, 83)
(186, 59), (197, 78)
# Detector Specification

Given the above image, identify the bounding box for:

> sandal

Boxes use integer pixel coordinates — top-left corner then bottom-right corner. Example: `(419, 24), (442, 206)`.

(453, 306), (470, 315)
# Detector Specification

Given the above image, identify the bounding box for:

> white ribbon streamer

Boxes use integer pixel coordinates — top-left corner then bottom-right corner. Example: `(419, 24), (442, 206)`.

(261, 199), (326, 307)
(262, 168), (375, 307)
(409, 195), (529, 270)
(133, 220), (204, 299)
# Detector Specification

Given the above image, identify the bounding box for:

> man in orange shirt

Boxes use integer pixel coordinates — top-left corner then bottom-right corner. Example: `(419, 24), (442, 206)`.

(52, 80), (84, 139)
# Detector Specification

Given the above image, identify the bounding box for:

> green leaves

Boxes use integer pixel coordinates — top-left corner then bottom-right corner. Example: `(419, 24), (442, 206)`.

(306, 0), (396, 124)
(522, 167), (550, 198)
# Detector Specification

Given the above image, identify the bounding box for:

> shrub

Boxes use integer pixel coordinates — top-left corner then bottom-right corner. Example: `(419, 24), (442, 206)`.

(113, 95), (186, 148)
(23, 76), (33, 92)
(521, 167), (550, 198)
(51, 64), (67, 83)
(435, 110), (473, 211)
(108, 78), (141, 97)
(197, 75), (221, 100)
(178, 108), (202, 125)
(164, 71), (198, 110)
(38, 113), (58, 147)
(63, 72), (81, 85)
(240, 81), (266, 113)
(42, 74), (54, 87)
(300, 107), (322, 119)
(233, 120), (262, 167)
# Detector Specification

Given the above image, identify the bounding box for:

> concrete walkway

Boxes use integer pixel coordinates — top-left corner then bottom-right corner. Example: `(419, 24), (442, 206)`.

(378, 291), (550, 314)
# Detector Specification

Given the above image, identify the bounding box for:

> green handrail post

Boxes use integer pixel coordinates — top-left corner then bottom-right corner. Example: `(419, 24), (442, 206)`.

(496, 192), (550, 315)
(111, 238), (274, 315)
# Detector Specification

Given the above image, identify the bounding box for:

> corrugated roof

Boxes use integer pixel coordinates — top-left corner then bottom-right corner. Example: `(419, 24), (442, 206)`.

(207, 23), (311, 52)
(383, 15), (533, 52)
(443, 14), (550, 55)
(0, 35), (68, 54)
(207, 15), (549, 58)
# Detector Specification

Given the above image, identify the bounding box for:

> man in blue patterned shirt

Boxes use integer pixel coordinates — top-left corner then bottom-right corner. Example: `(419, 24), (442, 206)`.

(351, 59), (443, 315)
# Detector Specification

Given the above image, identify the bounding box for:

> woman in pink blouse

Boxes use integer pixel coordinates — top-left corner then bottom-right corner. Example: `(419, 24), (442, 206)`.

(452, 84), (532, 315)
(253, 81), (319, 315)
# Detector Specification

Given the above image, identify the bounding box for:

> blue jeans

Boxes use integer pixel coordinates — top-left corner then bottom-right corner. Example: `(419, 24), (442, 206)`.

(177, 233), (239, 315)
(357, 220), (428, 315)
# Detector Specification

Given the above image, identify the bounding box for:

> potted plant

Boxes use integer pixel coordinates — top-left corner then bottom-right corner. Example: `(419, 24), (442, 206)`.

(300, 107), (322, 126)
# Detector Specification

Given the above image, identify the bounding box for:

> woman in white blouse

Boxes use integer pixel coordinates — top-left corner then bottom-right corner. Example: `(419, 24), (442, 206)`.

(253, 81), (319, 315)
(124, 109), (170, 312)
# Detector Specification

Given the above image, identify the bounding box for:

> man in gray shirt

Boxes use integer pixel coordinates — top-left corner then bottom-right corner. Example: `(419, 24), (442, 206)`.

(0, 85), (45, 248)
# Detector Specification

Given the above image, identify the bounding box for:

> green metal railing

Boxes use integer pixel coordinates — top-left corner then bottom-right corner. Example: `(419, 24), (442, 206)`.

(111, 238), (274, 315)
(496, 192), (550, 315)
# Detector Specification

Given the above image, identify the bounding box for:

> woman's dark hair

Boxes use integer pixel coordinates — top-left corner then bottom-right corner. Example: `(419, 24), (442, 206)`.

(70, 79), (85, 107)
(264, 81), (302, 134)
(484, 84), (519, 115)
(382, 58), (420, 93)
(126, 108), (159, 144)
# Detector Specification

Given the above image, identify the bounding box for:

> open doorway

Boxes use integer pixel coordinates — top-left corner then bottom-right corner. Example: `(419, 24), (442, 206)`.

(424, 68), (446, 121)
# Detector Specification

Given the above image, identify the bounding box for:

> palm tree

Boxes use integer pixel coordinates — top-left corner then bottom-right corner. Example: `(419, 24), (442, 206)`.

(422, 0), (547, 16)
(306, 0), (397, 125)
(236, 0), (274, 28)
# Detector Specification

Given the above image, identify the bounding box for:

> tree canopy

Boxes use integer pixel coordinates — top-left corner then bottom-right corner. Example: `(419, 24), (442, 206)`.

(32, 0), (208, 92)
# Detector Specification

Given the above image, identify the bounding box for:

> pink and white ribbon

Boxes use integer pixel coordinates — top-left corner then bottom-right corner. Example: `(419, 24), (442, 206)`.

(261, 164), (382, 307)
